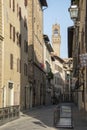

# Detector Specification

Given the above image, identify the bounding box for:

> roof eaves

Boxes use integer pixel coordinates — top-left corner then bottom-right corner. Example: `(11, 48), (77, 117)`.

(40, 0), (48, 7)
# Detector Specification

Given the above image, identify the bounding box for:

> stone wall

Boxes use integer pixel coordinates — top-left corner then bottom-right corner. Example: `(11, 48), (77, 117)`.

(0, 0), (2, 107)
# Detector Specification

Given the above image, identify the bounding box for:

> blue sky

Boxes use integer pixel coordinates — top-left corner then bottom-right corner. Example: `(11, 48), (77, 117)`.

(43, 0), (73, 58)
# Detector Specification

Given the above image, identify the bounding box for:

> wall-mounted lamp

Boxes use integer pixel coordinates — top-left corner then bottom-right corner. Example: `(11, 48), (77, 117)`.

(68, 4), (78, 22)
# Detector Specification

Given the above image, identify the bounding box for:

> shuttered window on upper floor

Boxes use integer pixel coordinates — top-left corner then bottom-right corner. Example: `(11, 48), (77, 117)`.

(9, 0), (11, 8)
(24, 0), (27, 7)
(13, 26), (15, 42)
(13, 0), (15, 12)
(24, 40), (28, 53)
(19, 7), (21, 20)
(10, 54), (13, 69)
(10, 24), (15, 42)
(9, 0), (15, 12)
(24, 16), (27, 29)
(16, 32), (21, 47)
(10, 24), (12, 39)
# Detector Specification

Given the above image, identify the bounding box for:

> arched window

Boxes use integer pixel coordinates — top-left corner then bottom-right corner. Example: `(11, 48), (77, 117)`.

(54, 29), (58, 36)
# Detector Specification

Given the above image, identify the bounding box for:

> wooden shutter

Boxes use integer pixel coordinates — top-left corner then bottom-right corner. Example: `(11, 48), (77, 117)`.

(24, 0), (27, 6)
(10, 24), (12, 39)
(10, 54), (13, 69)
(13, 26), (15, 42)
(13, 0), (15, 11)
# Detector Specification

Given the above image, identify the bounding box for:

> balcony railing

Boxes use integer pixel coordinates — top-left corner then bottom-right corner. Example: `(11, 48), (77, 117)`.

(0, 105), (20, 126)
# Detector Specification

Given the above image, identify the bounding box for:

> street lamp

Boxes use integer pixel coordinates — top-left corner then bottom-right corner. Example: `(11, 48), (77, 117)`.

(68, 5), (78, 22)
(68, 4), (79, 76)
(68, 4), (79, 105)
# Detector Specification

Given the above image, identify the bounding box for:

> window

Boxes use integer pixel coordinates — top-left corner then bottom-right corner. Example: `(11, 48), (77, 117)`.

(19, 34), (21, 46)
(10, 24), (16, 42)
(24, 16), (27, 29)
(24, 40), (28, 53)
(9, 0), (11, 8)
(8, 82), (13, 89)
(13, 0), (15, 12)
(8, 82), (14, 106)
(10, 54), (13, 69)
(19, 7), (21, 20)
(16, 32), (19, 44)
(10, 24), (12, 39)
(54, 29), (58, 34)
(16, 32), (21, 47)
(54, 29), (58, 37)
(13, 26), (15, 42)
(9, 0), (15, 12)
(24, 63), (27, 76)
(24, 0), (27, 6)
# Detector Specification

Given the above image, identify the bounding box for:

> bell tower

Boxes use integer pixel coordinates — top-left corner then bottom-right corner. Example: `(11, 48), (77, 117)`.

(52, 24), (61, 56)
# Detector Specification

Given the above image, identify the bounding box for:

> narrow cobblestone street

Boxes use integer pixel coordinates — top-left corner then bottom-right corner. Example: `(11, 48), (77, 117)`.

(0, 105), (57, 130)
(0, 103), (87, 130)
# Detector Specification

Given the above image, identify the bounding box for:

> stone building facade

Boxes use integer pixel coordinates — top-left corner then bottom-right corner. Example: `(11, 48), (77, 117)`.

(43, 35), (54, 105)
(0, 0), (29, 109)
(52, 55), (65, 104)
(19, 0), (29, 110)
(77, 0), (87, 110)
(28, 0), (47, 107)
(0, 0), (48, 110)
(68, 0), (87, 111)
(0, 0), (4, 107)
